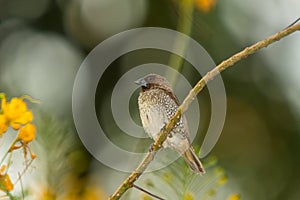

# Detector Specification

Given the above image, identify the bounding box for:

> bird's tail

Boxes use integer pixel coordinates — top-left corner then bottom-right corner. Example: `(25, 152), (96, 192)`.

(183, 147), (205, 174)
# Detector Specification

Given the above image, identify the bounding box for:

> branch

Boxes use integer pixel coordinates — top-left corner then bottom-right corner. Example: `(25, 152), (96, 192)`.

(133, 184), (165, 200)
(109, 20), (300, 200)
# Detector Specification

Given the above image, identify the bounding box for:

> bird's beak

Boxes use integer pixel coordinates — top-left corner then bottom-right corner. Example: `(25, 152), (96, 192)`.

(134, 78), (147, 87)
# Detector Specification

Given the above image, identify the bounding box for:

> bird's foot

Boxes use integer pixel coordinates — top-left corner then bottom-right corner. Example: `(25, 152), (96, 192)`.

(160, 122), (167, 132)
(149, 143), (155, 153)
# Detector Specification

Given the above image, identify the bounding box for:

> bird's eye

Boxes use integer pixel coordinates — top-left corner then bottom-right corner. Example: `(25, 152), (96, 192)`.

(147, 77), (154, 82)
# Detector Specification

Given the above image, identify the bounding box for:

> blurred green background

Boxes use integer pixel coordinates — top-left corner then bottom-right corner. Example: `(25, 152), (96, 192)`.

(0, 0), (299, 199)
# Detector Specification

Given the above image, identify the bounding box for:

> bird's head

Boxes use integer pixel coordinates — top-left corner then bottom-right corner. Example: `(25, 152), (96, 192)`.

(135, 73), (172, 91)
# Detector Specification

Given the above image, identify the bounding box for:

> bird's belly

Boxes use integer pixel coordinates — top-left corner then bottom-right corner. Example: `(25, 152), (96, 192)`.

(140, 105), (168, 140)
(140, 104), (188, 151)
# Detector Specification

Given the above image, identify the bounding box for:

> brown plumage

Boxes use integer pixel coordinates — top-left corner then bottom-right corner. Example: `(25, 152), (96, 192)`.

(135, 73), (205, 174)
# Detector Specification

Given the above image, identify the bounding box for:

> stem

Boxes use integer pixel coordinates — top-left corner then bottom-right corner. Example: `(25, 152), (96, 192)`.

(167, 0), (194, 87)
(0, 137), (18, 166)
(109, 21), (300, 200)
(18, 172), (25, 200)
(14, 158), (35, 185)
(133, 184), (165, 200)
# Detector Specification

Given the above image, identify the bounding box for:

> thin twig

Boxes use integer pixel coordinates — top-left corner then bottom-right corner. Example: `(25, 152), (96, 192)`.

(133, 184), (166, 200)
(109, 20), (300, 200)
(286, 17), (300, 29)
(14, 158), (35, 185)
(18, 172), (25, 200)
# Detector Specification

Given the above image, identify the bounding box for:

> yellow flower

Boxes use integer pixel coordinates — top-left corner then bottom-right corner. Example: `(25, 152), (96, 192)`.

(2, 97), (33, 130)
(162, 172), (173, 183)
(3, 98), (27, 120)
(0, 173), (14, 191)
(194, 0), (216, 13)
(140, 193), (153, 200)
(1, 96), (6, 111)
(17, 123), (36, 143)
(184, 192), (194, 200)
(58, 174), (106, 200)
(0, 114), (8, 135)
(227, 193), (241, 200)
(11, 111), (33, 130)
(0, 165), (6, 174)
(37, 187), (57, 200)
(218, 175), (228, 185)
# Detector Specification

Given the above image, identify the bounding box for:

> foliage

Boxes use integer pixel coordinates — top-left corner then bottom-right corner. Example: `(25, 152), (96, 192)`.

(0, 93), (37, 199)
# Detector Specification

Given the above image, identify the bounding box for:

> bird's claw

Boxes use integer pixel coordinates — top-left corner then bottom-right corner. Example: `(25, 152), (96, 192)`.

(160, 122), (167, 132)
(148, 123), (168, 153)
(149, 143), (155, 152)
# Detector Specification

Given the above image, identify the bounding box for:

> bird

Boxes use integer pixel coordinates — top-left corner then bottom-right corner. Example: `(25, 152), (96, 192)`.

(135, 73), (205, 174)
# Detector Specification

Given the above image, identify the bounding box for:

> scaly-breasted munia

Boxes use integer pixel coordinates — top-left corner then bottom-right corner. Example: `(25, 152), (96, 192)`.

(135, 73), (205, 174)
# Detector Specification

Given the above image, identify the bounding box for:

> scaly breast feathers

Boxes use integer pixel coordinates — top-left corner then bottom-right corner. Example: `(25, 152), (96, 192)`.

(140, 104), (168, 140)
